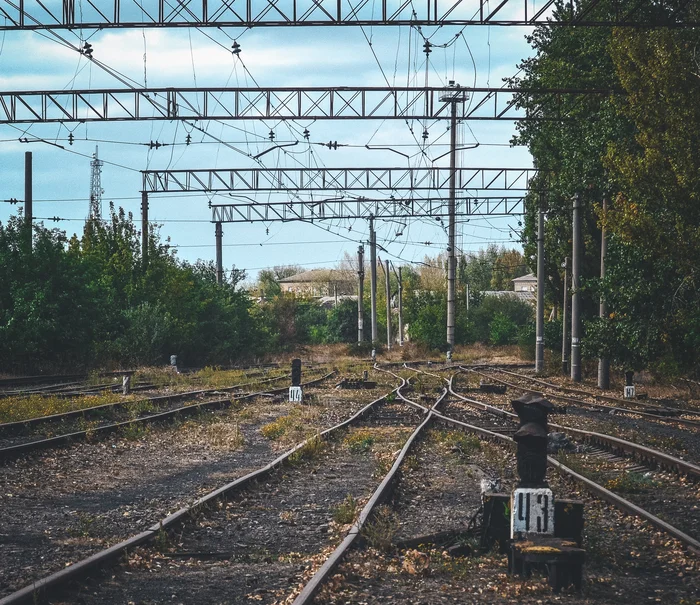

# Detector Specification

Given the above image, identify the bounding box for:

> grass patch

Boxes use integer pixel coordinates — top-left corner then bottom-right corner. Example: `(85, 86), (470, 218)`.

(288, 434), (326, 464)
(332, 494), (359, 524)
(605, 471), (658, 493)
(435, 430), (482, 457)
(362, 505), (399, 551)
(344, 430), (375, 453)
(260, 405), (320, 443)
(0, 392), (137, 424)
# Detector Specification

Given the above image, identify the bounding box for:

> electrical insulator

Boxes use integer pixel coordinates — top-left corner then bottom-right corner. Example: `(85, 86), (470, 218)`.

(423, 40), (431, 55)
(269, 130), (275, 141)
(185, 133), (191, 145)
(422, 128), (429, 141)
(82, 42), (93, 57)
(303, 128), (310, 140)
(232, 41), (241, 55)
(68, 133), (74, 145)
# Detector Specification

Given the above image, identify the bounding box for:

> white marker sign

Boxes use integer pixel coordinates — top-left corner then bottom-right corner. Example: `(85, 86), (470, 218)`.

(289, 386), (303, 403)
(624, 385), (636, 399)
(511, 488), (554, 538)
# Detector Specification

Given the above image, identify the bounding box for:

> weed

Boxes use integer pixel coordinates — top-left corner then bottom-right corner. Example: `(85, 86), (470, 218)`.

(344, 430), (375, 453)
(555, 452), (587, 475)
(361, 505), (399, 551)
(605, 471), (658, 493)
(279, 510), (298, 524)
(288, 435), (326, 464)
(332, 494), (359, 525)
(155, 522), (169, 552)
(121, 422), (149, 440)
(72, 512), (96, 538)
(442, 431), (481, 457)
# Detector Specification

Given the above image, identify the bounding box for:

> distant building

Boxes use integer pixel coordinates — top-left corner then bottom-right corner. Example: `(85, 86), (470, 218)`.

(278, 269), (355, 298)
(512, 273), (537, 293)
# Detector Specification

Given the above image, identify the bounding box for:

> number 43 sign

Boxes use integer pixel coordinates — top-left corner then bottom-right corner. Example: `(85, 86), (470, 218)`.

(511, 488), (555, 538)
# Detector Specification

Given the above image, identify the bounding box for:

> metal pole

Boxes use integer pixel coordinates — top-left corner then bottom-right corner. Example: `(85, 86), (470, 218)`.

(571, 193), (582, 382)
(369, 216), (378, 344)
(141, 191), (149, 267)
(384, 259), (392, 349)
(24, 151), (32, 250)
(215, 221), (223, 285)
(357, 245), (365, 343)
(598, 197), (610, 389)
(446, 98), (458, 351)
(466, 283), (470, 311)
(561, 256), (570, 375)
(397, 266), (404, 346)
(535, 199), (545, 373)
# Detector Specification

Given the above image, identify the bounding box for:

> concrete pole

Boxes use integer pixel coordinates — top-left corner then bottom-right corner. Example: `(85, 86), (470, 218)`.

(357, 245), (365, 343)
(466, 283), (470, 311)
(397, 266), (404, 346)
(446, 98), (458, 351)
(535, 198), (545, 374)
(561, 256), (570, 375)
(597, 197), (610, 389)
(571, 193), (582, 382)
(24, 151), (32, 250)
(141, 191), (149, 267)
(384, 259), (392, 349)
(215, 221), (223, 285)
(369, 216), (378, 344)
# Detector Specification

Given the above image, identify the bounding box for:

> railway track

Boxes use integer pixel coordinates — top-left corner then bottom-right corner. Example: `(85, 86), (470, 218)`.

(470, 366), (700, 428)
(0, 368), (418, 604)
(0, 371), (323, 461)
(2, 366), (697, 604)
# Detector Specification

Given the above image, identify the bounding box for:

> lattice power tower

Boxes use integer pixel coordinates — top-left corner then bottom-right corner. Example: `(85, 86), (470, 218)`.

(89, 146), (104, 220)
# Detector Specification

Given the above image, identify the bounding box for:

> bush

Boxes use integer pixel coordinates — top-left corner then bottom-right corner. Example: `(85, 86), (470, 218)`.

(489, 312), (519, 345)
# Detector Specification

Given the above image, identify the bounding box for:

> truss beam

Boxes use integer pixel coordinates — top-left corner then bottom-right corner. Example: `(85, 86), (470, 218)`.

(210, 196), (525, 223)
(0, 86), (614, 125)
(142, 167), (538, 194)
(0, 0), (695, 29)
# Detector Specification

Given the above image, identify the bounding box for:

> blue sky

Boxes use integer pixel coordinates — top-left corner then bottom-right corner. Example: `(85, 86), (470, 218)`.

(0, 7), (537, 280)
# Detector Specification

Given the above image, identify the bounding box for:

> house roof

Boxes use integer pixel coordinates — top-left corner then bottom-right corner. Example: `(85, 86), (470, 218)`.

(483, 290), (536, 303)
(512, 273), (536, 283)
(279, 268), (354, 283)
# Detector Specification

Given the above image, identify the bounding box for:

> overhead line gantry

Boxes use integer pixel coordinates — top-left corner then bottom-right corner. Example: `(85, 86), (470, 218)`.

(0, 86), (613, 124)
(0, 0), (695, 29)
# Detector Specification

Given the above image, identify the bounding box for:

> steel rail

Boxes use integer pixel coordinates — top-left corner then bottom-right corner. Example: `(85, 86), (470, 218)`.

(0, 371), (291, 435)
(0, 372), (332, 461)
(492, 366), (698, 416)
(292, 367), (446, 604)
(0, 374), (405, 605)
(466, 367), (700, 429)
(408, 364), (700, 479)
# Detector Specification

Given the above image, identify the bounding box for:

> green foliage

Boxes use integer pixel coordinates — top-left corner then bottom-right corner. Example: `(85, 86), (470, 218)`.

(332, 494), (359, 524)
(489, 313), (518, 346)
(0, 207), (257, 372)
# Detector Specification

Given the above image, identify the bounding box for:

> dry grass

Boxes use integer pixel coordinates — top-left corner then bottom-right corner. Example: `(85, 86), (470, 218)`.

(177, 420), (245, 450)
(0, 392), (137, 424)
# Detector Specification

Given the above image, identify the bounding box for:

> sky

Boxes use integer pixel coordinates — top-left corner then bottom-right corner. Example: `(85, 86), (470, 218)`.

(0, 1), (540, 281)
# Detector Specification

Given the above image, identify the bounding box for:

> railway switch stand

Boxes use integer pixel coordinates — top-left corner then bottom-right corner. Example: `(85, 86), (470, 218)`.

(508, 393), (585, 592)
(290, 358), (303, 402)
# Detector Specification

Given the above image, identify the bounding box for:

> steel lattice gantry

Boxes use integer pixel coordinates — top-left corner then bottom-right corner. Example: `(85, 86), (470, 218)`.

(0, 86), (613, 124)
(0, 0), (696, 29)
(141, 167), (538, 194)
(210, 196), (525, 223)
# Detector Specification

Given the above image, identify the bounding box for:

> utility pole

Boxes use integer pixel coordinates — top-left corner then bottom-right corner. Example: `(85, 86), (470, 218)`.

(561, 256), (570, 375)
(598, 197), (610, 389)
(357, 245), (365, 344)
(24, 151), (32, 250)
(440, 82), (467, 355)
(369, 216), (378, 344)
(535, 197), (545, 374)
(215, 221), (223, 285)
(396, 265), (404, 346)
(571, 193), (582, 382)
(466, 283), (470, 311)
(141, 191), (149, 267)
(379, 259), (392, 349)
